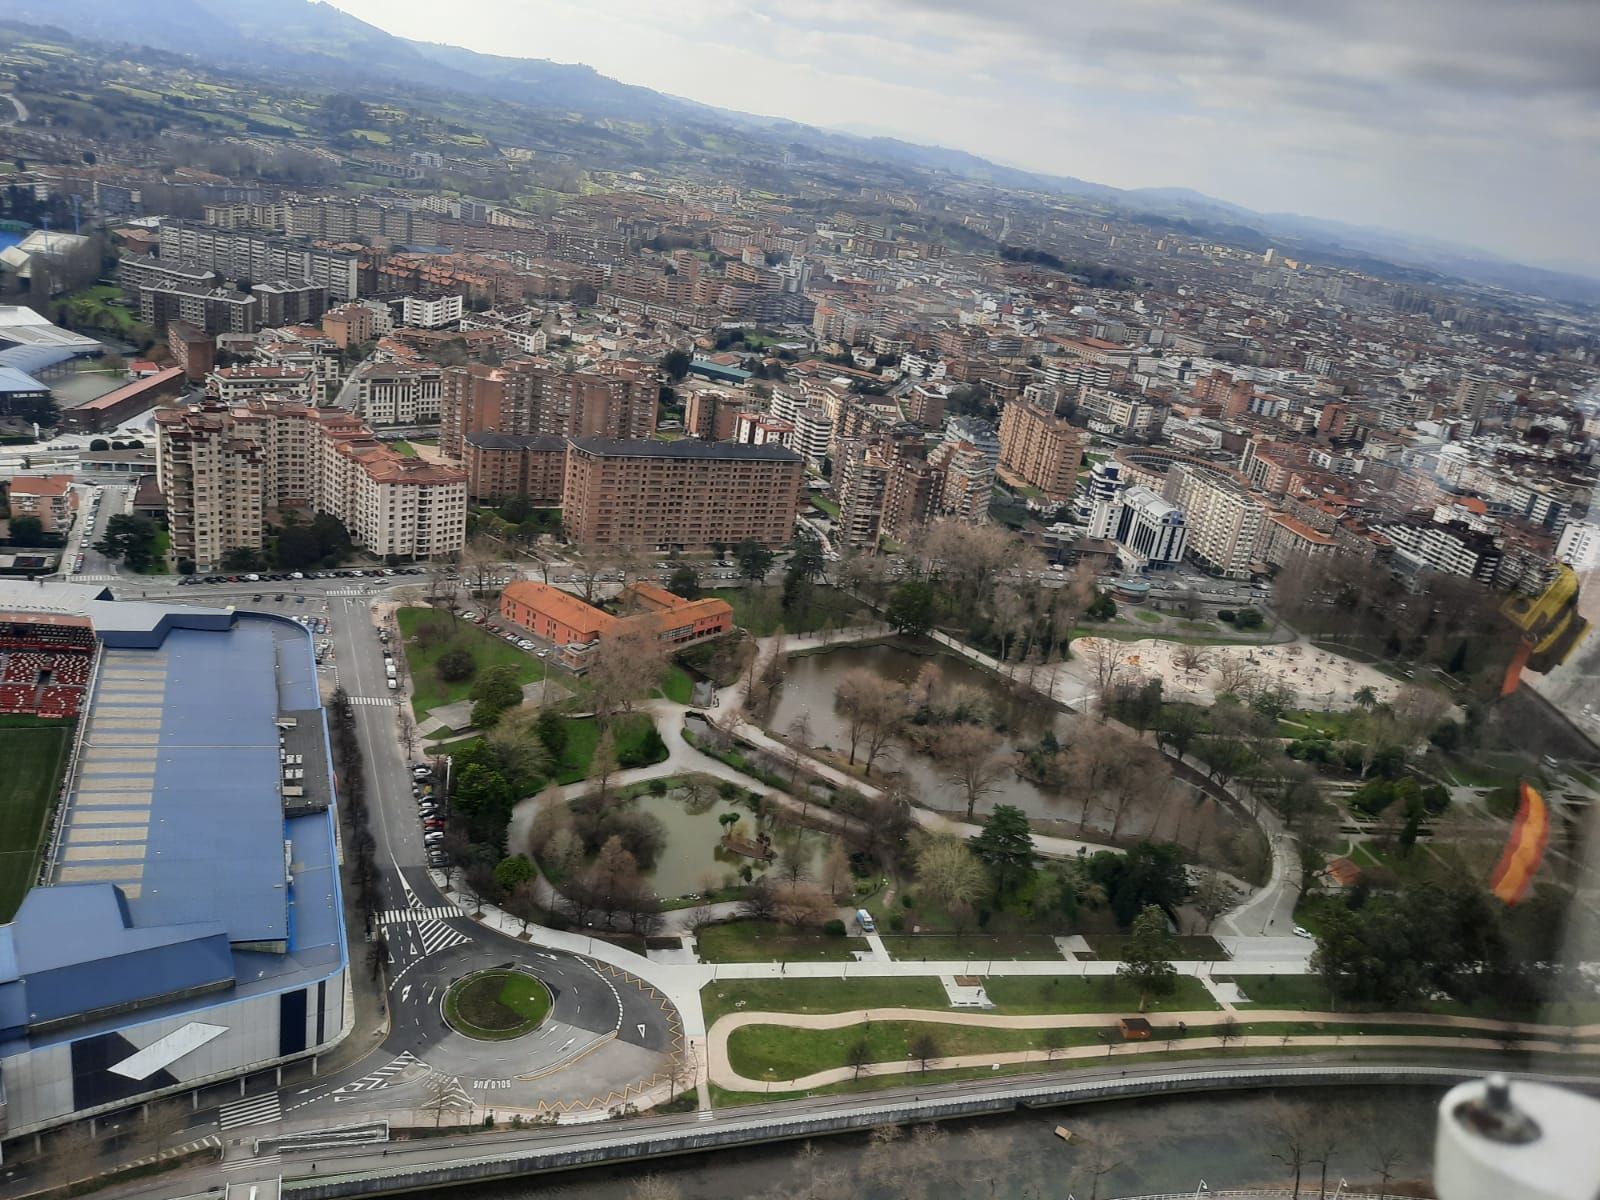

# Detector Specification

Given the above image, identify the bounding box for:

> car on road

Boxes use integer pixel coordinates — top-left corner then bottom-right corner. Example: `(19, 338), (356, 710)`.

(423, 831), (444, 844)
(1292, 925), (1313, 939)
(412, 765), (432, 778)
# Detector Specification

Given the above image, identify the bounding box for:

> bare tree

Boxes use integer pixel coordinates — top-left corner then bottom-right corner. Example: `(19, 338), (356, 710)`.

(909, 1030), (941, 1073)
(846, 1037), (873, 1081)
(40, 1118), (101, 1187)
(589, 726), (620, 806)
(507, 878), (543, 936)
(1367, 1119), (1405, 1200)
(1083, 637), (1129, 712)
(1191, 869), (1234, 930)
(143, 1097), (192, 1157)
(628, 1174), (684, 1200)
(936, 724), (1008, 820)
(1173, 644), (1212, 677)
(1080, 1128), (1126, 1200)
(587, 627), (669, 723)
(821, 840), (852, 902)
(1268, 1101), (1315, 1199)
(1212, 652), (1259, 698)
(396, 706), (418, 759)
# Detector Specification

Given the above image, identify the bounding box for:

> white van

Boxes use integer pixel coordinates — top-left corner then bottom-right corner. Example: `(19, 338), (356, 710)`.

(855, 908), (876, 934)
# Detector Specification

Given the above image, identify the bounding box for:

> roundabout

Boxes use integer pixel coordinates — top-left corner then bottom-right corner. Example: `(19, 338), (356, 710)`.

(443, 968), (553, 1041)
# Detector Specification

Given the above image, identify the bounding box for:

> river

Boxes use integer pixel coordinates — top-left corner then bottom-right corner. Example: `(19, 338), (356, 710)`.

(449, 1086), (1444, 1198)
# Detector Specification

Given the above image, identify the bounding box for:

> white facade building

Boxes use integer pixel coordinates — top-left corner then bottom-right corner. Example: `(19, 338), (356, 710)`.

(1114, 485), (1187, 570)
(400, 294), (465, 329)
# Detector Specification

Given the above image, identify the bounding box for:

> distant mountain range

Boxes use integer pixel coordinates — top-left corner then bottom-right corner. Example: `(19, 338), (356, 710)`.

(9, 0), (1599, 305)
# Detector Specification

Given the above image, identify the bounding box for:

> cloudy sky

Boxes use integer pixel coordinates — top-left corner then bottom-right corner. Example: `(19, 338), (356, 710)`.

(328, 0), (1600, 274)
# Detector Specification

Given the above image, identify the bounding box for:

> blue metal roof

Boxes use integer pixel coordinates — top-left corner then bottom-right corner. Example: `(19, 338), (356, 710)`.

(0, 885), (232, 1038)
(0, 344), (76, 375)
(0, 365), (46, 394)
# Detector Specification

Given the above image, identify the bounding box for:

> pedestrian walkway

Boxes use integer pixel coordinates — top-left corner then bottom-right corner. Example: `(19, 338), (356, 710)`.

(346, 695), (399, 707)
(705, 1004), (1600, 1091)
(378, 906), (459, 925)
(218, 1092), (282, 1130)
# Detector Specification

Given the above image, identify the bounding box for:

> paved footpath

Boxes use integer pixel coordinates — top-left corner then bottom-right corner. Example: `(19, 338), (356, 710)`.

(706, 1005), (1600, 1090)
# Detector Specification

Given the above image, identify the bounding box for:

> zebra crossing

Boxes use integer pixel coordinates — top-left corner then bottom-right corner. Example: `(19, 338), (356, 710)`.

(326, 588), (371, 597)
(70, 573), (117, 582)
(334, 1050), (424, 1097)
(346, 696), (398, 706)
(379, 906), (459, 925)
(218, 1092), (282, 1130)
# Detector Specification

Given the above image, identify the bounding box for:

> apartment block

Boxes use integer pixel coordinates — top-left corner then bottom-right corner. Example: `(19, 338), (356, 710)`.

(439, 359), (658, 459)
(1163, 461), (1265, 579)
(6, 475), (78, 535)
(157, 399), (466, 569)
(1113, 485), (1187, 570)
(463, 432), (567, 504)
(158, 221), (362, 301)
(997, 400), (1085, 502)
(348, 363), (443, 425)
(684, 388), (745, 441)
(562, 438), (802, 549)
(401, 294), (465, 329)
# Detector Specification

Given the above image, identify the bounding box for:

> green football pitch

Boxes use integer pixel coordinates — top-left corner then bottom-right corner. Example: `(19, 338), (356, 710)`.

(0, 716), (74, 921)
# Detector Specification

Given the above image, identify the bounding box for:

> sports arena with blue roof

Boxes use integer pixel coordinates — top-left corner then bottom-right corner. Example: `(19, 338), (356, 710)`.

(0, 581), (348, 1139)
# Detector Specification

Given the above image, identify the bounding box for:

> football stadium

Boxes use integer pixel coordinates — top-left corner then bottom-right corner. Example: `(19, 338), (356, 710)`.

(0, 581), (348, 1141)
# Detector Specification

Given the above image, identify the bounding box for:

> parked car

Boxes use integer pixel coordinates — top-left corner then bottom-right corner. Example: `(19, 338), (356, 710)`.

(423, 831), (445, 844)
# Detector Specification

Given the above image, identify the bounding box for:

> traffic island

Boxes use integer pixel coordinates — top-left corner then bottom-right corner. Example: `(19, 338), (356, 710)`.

(443, 969), (553, 1041)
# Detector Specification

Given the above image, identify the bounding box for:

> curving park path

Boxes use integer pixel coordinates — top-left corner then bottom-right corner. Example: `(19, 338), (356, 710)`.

(706, 1005), (1600, 1091)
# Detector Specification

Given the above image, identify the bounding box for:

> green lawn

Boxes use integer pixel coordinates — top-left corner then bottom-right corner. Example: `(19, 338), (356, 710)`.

(396, 607), (544, 718)
(700, 978), (950, 1027)
(879, 933), (1064, 962)
(709, 586), (868, 636)
(696, 920), (868, 963)
(388, 440), (418, 458)
(980, 975), (1221, 1014)
(554, 711), (664, 783)
(0, 718), (73, 920)
(810, 496), (840, 518)
(657, 663), (694, 704)
(726, 1019), (1112, 1080)
(444, 970), (551, 1040)
(1227, 974), (1341, 1011)
(1134, 610), (1164, 624)
(1081, 934), (1227, 961)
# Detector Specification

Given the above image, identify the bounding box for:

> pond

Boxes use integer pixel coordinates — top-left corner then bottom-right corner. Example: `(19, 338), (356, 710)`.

(766, 641), (1076, 822)
(627, 788), (833, 899)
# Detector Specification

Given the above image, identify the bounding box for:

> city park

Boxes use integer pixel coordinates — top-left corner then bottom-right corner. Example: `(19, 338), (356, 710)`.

(389, 528), (1600, 1118)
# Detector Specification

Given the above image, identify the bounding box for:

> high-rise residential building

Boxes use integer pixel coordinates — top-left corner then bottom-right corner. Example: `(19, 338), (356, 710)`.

(997, 400), (1086, 502)
(439, 360), (658, 459)
(561, 438), (802, 550)
(1113, 485), (1187, 570)
(463, 432), (567, 504)
(1163, 461), (1266, 578)
(1084, 458), (1126, 539)
(684, 388), (746, 441)
(157, 399), (467, 569)
(929, 438), (994, 525)
(1557, 520), (1600, 571)
(834, 439), (889, 552)
(1453, 374), (1500, 424)
(786, 405), (831, 473)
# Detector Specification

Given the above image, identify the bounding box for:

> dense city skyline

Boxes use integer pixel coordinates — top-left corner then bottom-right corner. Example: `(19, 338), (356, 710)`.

(325, 0), (1600, 278)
